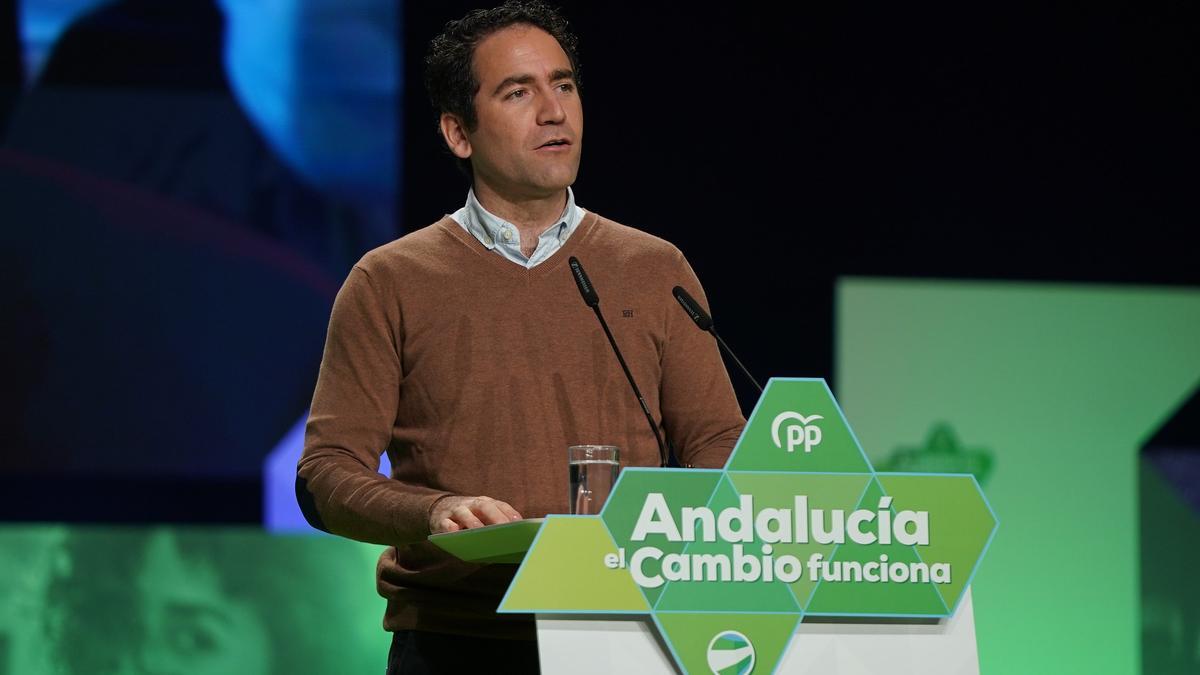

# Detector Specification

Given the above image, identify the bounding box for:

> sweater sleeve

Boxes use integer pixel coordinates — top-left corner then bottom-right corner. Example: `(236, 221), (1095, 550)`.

(659, 250), (747, 468)
(296, 264), (451, 546)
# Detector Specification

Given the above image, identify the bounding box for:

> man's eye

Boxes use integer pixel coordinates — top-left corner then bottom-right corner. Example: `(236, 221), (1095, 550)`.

(507, 89), (527, 100)
(558, 83), (575, 93)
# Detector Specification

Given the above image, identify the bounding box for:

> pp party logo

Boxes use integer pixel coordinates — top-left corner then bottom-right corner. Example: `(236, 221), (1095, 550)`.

(770, 412), (824, 454)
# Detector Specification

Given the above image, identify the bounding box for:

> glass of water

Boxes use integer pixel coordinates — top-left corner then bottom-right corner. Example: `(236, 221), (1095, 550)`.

(568, 445), (620, 515)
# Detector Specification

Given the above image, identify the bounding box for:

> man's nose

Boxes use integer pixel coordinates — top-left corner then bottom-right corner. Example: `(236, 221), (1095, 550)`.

(537, 88), (567, 124)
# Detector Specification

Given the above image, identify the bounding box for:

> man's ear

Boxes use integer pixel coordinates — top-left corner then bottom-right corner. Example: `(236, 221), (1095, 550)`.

(439, 113), (473, 160)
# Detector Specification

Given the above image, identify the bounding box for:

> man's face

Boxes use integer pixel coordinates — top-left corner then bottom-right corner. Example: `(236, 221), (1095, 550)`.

(454, 24), (583, 200)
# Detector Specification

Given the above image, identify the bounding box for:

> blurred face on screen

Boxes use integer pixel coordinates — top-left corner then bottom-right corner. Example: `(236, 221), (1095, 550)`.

(129, 531), (271, 675)
(444, 24), (583, 201)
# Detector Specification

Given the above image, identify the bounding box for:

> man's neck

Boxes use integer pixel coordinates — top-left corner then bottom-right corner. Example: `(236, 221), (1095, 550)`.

(472, 182), (567, 240)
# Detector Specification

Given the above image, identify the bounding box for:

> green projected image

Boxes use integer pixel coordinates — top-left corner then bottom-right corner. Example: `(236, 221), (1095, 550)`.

(837, 278), (1200, 674)
(0, 527), (389, 675)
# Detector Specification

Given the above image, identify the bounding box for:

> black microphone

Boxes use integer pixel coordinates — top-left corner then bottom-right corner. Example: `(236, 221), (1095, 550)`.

(672, 286), (763, 393)
(569, 256), (669, 467)
(569, 257), (599, 307)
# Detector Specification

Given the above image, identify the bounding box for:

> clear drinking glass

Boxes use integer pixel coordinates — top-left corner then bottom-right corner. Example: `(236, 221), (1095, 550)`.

(568, 445), (620, 515)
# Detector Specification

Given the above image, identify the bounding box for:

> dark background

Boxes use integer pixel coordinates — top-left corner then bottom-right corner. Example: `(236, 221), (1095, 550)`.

(406, 1), (1200, 408)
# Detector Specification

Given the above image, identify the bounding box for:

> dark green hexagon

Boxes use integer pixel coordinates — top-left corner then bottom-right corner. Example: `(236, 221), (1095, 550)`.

(726, 378), (873, 473)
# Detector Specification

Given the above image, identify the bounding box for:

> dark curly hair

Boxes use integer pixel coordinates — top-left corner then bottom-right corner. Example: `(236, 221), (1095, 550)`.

(424, 1), (582, 179)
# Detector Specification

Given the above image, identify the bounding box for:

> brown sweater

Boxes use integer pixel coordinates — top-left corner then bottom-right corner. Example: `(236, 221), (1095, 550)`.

(297, 212), (745, 638)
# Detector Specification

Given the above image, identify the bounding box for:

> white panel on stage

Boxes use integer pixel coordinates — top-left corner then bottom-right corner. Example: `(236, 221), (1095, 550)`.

(536, 590), (978, 675)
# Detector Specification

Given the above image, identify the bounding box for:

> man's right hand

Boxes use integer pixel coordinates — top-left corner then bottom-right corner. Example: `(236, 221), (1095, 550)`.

(429, 495), (522, 534)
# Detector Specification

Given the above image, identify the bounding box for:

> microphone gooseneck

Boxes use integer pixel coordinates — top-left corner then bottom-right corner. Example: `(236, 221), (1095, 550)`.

(672, 285), (763, 393)
(570, 257), (669, 467)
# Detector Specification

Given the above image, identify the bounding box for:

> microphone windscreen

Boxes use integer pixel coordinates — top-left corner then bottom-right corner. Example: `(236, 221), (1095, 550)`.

(672, 285), (713, 330)
(569, 257), (600, 307)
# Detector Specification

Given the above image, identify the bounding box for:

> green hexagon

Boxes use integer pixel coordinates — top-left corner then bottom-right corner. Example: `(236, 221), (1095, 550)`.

(654, 476), (803, 613)
(601, 468), (725, 607)
(874, 473), (997, 614)
(726, 471), (873, 609)
(498, 516), (650, 614)
(804, 477), (950, 616)
(726, 378), (873, 473)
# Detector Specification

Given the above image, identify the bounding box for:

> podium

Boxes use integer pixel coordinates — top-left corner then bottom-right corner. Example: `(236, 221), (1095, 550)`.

(433, 520), (980, 675)
(430, 379), (996, 675)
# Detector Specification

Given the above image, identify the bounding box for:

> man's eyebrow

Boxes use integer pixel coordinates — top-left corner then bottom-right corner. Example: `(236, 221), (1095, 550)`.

(491, 69), (577, 96)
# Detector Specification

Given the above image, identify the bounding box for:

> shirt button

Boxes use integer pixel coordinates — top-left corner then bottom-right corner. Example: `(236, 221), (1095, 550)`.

(503, 230), (513, 242)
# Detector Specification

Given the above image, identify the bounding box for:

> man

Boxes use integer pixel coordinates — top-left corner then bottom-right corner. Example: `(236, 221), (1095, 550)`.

(297, 2), (745, 673)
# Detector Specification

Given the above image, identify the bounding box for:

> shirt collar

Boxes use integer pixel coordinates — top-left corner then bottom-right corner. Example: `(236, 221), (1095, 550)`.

(460, 186), (583, 250)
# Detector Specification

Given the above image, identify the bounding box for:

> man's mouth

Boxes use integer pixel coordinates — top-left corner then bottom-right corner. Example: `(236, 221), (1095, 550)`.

(537, 139), (571, 149)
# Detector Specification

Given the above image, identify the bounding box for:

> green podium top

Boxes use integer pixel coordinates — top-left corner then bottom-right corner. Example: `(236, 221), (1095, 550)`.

(427, 518), (544, 564)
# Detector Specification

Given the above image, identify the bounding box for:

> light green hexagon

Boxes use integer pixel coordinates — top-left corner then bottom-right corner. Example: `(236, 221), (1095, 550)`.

(875, 473), (997, 613)
(805, 478), (950, 616)
(498, 516), (650, 613)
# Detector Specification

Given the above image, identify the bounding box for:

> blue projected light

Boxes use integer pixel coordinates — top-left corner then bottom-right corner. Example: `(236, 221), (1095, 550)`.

(19, 0), (115, 81)
(218, 0), (401, 202)
(264, 410), (393, 533)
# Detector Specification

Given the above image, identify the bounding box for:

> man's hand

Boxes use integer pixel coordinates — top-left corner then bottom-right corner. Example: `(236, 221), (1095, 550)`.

(429, 495), (522, 534)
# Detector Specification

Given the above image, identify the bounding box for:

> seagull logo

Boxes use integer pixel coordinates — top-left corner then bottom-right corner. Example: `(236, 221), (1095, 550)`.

(771, 412), (824, 453)
(707, 630), (756, 674)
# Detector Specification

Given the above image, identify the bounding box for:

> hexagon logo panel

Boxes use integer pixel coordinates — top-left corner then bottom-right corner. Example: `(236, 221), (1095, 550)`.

(493, 377), (998, 675)
(726, 379), (872, 473)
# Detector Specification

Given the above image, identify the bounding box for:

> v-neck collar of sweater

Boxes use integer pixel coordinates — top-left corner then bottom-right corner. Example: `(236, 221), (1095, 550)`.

(436, 210), (602, 282)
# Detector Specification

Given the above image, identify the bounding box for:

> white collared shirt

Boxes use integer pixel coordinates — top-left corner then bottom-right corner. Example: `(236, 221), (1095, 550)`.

(450, 187), (587, 268)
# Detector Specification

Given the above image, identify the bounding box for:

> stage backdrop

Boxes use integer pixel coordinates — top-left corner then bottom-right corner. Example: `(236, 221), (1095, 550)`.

(837, 278), (1200, 675)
